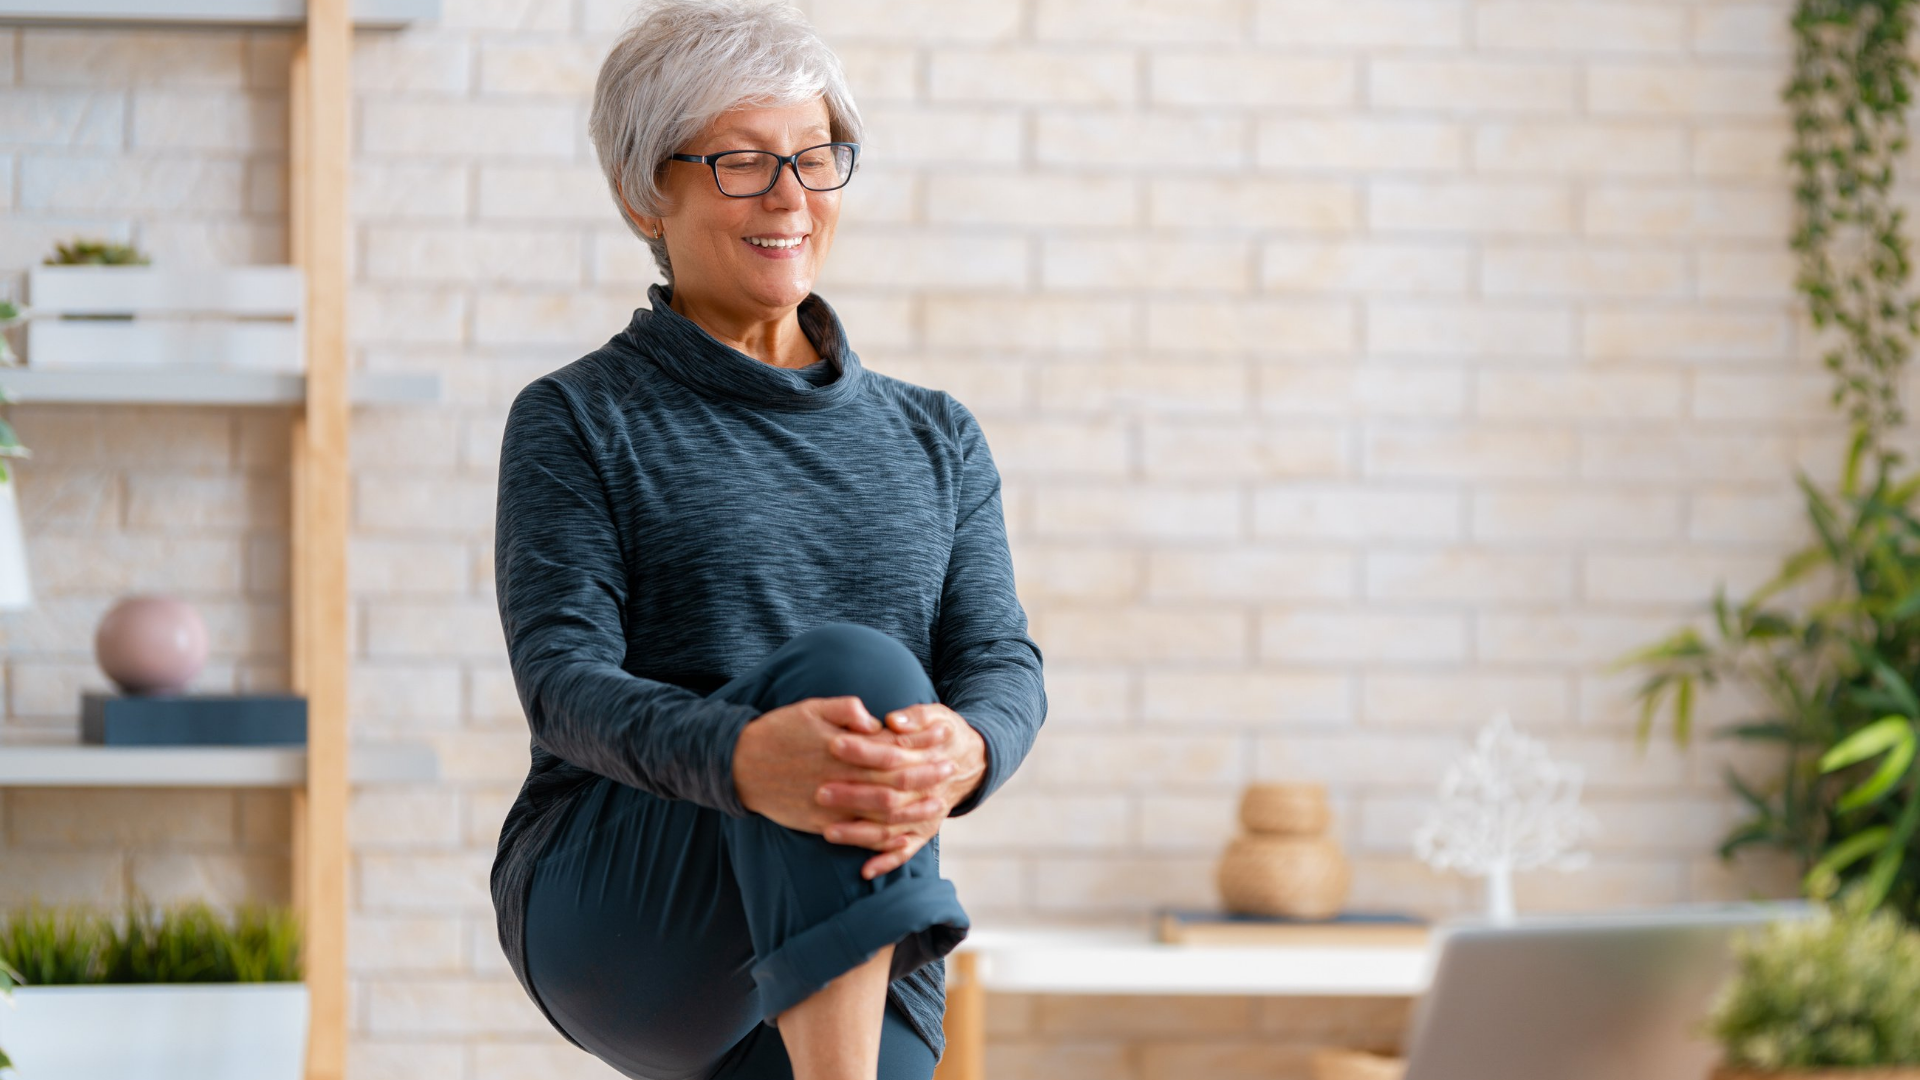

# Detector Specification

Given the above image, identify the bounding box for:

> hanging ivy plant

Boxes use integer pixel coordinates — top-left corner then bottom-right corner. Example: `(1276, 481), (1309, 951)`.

(1606, 0), (1920, 923)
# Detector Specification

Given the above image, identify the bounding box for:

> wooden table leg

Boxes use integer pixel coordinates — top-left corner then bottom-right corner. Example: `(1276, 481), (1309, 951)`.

(933, 951), (984, 1080)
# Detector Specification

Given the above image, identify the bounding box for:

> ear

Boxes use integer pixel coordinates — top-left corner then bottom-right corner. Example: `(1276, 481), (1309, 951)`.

(614, 177), (663, 240)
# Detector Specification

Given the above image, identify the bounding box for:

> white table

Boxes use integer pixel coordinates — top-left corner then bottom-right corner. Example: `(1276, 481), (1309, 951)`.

(932, 926), (1436, 1080)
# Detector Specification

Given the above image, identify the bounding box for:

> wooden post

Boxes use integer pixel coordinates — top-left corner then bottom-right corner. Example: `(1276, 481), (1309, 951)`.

(933, 951), (985, 1080)
(290, 0), (351, 1078)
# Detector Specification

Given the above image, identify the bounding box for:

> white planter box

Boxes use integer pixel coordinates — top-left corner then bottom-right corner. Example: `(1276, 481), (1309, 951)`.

(0, 983), (308, 1080)
(25, 265), (305, 373)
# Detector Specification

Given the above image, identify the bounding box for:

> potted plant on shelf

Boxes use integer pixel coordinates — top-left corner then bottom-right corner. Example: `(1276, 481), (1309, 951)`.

(0, 952), (19, 1077)
(27, 236), (305, 374)
(0, 897), (306, 1080)
(0, 298), (33, 613)
(1703, 890), (1920, 1078)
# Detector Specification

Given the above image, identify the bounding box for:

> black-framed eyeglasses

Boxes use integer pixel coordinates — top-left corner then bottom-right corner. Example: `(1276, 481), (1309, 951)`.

(670, 142), (860, 198)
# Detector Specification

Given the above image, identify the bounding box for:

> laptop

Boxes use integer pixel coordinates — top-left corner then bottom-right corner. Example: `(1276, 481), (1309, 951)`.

(1399, 899), (1820, 1080)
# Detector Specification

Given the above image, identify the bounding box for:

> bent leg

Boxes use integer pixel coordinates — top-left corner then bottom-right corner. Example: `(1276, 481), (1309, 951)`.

(707, 622), (969, 1047)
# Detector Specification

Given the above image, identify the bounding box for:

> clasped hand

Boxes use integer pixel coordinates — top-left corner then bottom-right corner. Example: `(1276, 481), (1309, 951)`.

(731, 695), (986, 880)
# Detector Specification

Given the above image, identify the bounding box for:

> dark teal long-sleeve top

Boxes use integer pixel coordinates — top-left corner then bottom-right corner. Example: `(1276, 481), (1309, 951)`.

(489, 282), (1047, 1060)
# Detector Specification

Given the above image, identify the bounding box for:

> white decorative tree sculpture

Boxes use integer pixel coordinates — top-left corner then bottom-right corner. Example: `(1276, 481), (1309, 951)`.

(1412, 710), (1598, 924)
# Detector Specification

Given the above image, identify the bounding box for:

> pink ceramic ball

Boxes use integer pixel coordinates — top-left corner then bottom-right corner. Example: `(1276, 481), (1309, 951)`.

(95, 594), (208, 695)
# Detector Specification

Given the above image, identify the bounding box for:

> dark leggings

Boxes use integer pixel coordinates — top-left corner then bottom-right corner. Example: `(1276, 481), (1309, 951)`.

(523, 622), (969, 1080)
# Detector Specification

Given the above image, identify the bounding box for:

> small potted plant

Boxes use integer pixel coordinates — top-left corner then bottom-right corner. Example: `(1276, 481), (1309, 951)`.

(1, 952), (19, 1077)
(1703, 889), (1920, 1078)
(0, 897), (306, 1080)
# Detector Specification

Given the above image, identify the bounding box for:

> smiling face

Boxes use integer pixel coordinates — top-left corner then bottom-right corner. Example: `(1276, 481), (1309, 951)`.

(637, 96), (843, 323)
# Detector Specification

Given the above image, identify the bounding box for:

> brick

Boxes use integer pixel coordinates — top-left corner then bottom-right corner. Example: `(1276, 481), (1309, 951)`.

(9, 789), (234, 846)
(362, 101), (574, 159)
(476, 164), (609, 221)
(1480, 246), (1687, 298)
(1694, 5), (1794, 56)
(126, 475), (283, 529)
(944, 795), (1131, 850)
(1153, 178), (1357, 231)
(1363, 671), (1573, 727)
(0, 90), (124, 148)
(349, 791), (462, 848)
(1688, 488), (1805, 545)
(1473, 488), (1683, 542)
(977, 417), (1130, 478)
(1697, 247), (1795, 300)
(1044, 237), (1249, 292)
(836, 44), (918, 102)
(1369, 302), (1574, 358)
(1258, 117), (1465, 172)
(477, 41), (600, 96)
(929, 173), (1137, 227)
(348, 287), (467, 345)
(1584, 185), (1789, 239)
(1374, 549), (1575, 611)
(925, 296), (1135, 354)
(1259, 608), (1469, 664)
(1010, 541), (1139, 600)
(1037, 607), (1249, 663)
(1262, 240), (1471, 295)
(1032, 483), (1241, 539)
(1363, 425), (1575, 480)
(1148, 298), (1354, 356)
(1253, 485), (1462, 542)
(359, 851), (493, 911)
(356, 35), (469, 94)
(811, 0), (1023, 40)
(1258, 363), (1468, 417)
(1477, 4), (1687, 52)
(931, 49), (1136, 106)
(1036, 362), (1248, 414)
(130, 852), (288, 907)
(1136, 795), (1241, 850)
(472, 289), (637, 347)
(1140, 667), (1352, 724)
(1371, 59), (1577, 114)
(1038, 0), (1250, 43)
(1588, 63), (1783, 117)
(354, 162), (470, 219)
(1695, 125), (1791, 179)
(363, 978), (550, 1036)
(1478, 369), (1685, 420)
(1257, 0), (1466, 47)
(349, 915), (465, 973)
(1141, 421), (1348, 479)
(1585, 551), (1784, 604)
(859, 105), (1021, 164)
(1585, 307), (1790, 362)
(1474, 122), (1687, 176)
(1151, 53), (1355, 108)
(815, 229), (1026, 290)
(22, 27), (245, 86)
(1036, 111), (1247, 170)
(363, 227), (581, 286)
(1034, 856), (1219, 912)
(21, 156), (245, 212)
(1369, 179), (1573, 235)
(1690, 371), (1835, 422)
(362, 599), (507, 660)
(1580, 432), (1792, 482)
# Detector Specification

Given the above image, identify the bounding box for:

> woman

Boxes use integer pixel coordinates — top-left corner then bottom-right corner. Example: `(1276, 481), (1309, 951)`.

(488, 2), (1047, 1079)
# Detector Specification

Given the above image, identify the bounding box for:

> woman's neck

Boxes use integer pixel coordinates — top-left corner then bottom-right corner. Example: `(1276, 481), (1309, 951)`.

(667, 286), (820, 370)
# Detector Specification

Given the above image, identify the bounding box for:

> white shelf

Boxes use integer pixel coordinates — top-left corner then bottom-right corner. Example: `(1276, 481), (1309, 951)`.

(952, 926), (1435, 996)
(0, 366), (439, 406)
(0, 742), (439, 787)
(0, 0), (436, 28)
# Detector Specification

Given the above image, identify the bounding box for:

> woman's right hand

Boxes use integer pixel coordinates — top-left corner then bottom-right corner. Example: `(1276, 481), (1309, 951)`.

(731, 695), (955, 839)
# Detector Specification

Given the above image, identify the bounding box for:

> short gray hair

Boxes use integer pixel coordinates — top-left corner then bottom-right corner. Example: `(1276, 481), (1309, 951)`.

(589, 0), (864, 285)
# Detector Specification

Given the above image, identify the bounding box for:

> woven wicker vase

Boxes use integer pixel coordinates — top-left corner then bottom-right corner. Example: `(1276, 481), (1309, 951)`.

(1215, 782), (1350, 919)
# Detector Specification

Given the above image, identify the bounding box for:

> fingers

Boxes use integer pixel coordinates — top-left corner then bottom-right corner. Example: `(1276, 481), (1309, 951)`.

(818, 695), (882, 734)
(861, 837), (923, 880)
(816, 780), (943, 822)
(828, 731), (952, 771)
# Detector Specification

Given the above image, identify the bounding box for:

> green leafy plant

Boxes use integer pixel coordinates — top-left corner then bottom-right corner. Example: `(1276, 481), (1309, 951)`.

(42, 238), (148, 266)
(0, 300), (30, 486)
(0, 953), (18, 1076)
(1608, 0), (1920, 926)
(1704, 891), (1920, 1069)
(0, 897), (302, 985)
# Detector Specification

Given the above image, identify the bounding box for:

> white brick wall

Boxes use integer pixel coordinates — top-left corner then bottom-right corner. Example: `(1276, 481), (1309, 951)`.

(0, 1), (1882, 1076)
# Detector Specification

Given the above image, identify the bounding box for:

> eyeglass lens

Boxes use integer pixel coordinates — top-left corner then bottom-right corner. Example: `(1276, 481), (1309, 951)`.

(711, 144), (855, 196)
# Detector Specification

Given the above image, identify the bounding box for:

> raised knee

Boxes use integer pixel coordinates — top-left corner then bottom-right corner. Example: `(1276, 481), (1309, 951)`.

(783, 622), (934, 708)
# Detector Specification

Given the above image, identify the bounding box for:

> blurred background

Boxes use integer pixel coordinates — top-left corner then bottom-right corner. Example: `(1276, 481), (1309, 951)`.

(2, 0), (1905, 1077)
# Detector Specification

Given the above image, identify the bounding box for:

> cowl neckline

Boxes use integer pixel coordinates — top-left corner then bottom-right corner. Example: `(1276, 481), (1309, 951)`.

(618, 282), (866, 412)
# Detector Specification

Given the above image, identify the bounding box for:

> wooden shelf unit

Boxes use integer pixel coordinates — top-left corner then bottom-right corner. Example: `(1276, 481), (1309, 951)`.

(0, 3), (436, 1078)
(0, 366), (440, 406)
(0, 742), (439, 787)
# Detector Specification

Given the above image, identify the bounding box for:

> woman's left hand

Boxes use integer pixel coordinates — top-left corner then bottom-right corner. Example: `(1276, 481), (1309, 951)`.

(814, 704), (987, 879)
